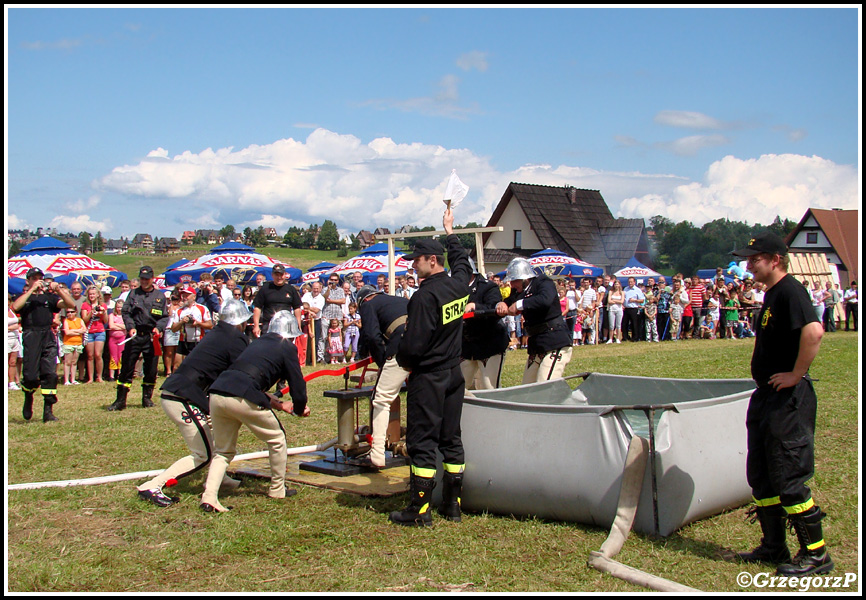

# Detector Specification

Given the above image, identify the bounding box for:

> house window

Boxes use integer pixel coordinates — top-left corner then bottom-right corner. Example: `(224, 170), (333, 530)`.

(514, 230), (522, 249)
(806, 232), (818, 244)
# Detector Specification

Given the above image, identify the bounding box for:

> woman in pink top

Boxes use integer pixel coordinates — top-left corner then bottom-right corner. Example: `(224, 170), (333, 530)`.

(107, 298), (127, 381)
(81, 285), (109, 383)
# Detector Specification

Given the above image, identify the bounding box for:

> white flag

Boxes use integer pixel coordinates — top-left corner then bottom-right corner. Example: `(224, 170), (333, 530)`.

(443, 169), (469, 209)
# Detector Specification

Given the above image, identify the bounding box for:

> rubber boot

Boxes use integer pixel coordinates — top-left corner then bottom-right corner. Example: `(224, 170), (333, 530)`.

(438, 471), (464, 522)
(389, 473), (435, 527)
(42, 395), (59, 423)
(777, 506), (834, 576)
(23, 390), (35, 421)
(738, 505), (791, 564)
(108, 385), (129, 411)
(142, 385), (155, 408)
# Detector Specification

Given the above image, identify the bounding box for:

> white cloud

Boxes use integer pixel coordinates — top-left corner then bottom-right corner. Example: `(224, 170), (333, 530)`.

(96, 130), (856, 233)
(64, 194), (101, 213)
(457, 51), (489, 72)
(363, 75), (480, 120)
(7, 214), (33, 231)
(654, 110), (731, 130)
(47, 214), (113, 234)
(619, 154), (859, 226)
(656, 134), (731, 156)
(21, 37), (84, 51)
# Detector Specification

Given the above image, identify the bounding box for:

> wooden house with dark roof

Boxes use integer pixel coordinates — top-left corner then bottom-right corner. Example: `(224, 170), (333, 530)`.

(785, 208), (858, 287)
(481, 183), (651, 275)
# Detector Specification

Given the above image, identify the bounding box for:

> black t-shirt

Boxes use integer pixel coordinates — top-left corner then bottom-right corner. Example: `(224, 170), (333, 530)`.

(751, 274), (820, 383)
(17, 292), (62, 328)
(252, 282), (303, 325)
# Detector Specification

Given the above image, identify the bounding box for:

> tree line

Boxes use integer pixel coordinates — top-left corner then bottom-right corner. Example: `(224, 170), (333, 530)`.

(650, 215), (797, 275)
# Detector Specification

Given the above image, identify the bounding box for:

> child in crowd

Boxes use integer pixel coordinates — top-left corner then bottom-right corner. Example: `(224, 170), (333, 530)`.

(107, 298), (126, 380)
(61, 307), (86, 385)
(698, 312), (715, 339)
(581, 310), (594, 346)
(574, 308), (584, 345)
(724, 294), (740, 340)
(736, 313), (755, 338)
(342, 303), (361, 362)
(327, 318), (344, 364)
(644, 291), (659, 342)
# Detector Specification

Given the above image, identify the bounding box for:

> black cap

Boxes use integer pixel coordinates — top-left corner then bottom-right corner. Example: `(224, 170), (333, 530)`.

(272, 264), (286, 274)
(26, 267), (44, 279)
(731, 232), (788, 258)
(403, 239), (445, 261)
(139, 266), (155, 278)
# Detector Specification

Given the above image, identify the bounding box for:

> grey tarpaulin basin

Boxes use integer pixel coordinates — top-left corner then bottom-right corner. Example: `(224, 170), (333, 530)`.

(458, 373), (756, 536)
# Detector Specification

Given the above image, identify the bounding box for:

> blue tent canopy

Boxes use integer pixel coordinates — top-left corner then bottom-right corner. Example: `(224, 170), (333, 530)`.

(613, 257), (662, 286)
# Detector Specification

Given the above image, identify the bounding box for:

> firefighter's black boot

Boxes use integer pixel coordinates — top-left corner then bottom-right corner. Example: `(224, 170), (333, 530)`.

(389, 473), (435, 527)
(23, 389), (35, 421)
(738, 504), (791, 564)
(438, 472), (464, 522)
(42, 394), (59, 423)
(108, 385), (129, 411)
(142, 384), (155, 408)
(777, 506), (834, 576)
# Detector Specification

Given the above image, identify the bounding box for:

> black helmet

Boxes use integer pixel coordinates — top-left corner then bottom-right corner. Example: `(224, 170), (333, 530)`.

(26, 267), (44, 279)
(355, 285), (381, 304)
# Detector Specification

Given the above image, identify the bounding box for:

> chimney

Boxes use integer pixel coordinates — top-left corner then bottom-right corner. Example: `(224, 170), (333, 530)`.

(566, 185), (578, 205)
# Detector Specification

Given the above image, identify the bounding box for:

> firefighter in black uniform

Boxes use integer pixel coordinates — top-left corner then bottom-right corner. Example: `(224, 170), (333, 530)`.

(496, 257), (573, 384)
(12, 268), (75, 422)
(732, 232), (832, 577)
(357, 285), (409, 467)
(136, 299), (253, 507)
(200, 310), (310, 513)
(108, 266), (170, 411)
(251, 264), (303, 337)
(461, 258), (510, 390)
(391, 208), (472, 527)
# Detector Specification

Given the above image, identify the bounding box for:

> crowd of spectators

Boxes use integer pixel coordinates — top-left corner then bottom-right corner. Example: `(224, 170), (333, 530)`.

(6, 266), (859, 391)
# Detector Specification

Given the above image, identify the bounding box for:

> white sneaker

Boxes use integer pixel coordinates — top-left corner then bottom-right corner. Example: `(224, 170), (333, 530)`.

(606, 339), (613, 344)
(72, 380), (81, 385)
(64, 381), (73, 386)
(9, 382), (20, 390)
(615, 339), (621, 344)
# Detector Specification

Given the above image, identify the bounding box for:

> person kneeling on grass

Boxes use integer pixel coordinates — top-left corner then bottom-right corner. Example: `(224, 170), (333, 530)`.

(199, 310), (310, 513)
(136, 299), (252, 507)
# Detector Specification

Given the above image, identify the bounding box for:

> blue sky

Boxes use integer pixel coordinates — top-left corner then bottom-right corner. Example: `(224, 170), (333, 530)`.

(6, 7), (861, 241)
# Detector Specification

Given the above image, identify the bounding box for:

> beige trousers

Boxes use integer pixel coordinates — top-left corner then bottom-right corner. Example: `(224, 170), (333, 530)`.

(460, 353), (505, 391)
(369, 356), (410, 467)
(138, 398), (238, 493)
(523, 346), (573, 385)
(201, 393), (287, 510)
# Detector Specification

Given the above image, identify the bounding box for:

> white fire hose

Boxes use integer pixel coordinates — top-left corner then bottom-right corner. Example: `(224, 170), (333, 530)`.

(7, 438), (338, 491)
(587, 435), (701, 592)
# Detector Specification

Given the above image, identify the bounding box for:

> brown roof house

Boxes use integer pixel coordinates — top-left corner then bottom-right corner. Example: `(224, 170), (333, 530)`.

(785, 208), (859, 288)
(481, 183), (651, 275)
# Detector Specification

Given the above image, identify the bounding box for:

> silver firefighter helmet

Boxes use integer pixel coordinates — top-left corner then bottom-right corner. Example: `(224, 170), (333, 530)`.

(268, 310), (302, 339)
(219, 299), (252, 326)
(505, 257), (536, 282)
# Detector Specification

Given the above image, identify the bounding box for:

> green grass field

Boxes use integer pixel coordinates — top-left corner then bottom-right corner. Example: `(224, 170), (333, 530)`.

(6, 333), (860, 592)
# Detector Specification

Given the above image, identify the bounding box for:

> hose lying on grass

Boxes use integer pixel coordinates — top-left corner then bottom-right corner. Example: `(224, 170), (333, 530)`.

(7, 438), (338, 491)
(587, 434), (701, 593)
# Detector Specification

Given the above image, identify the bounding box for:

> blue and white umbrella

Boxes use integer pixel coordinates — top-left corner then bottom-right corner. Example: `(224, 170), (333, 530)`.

(323, 243), (412, 284)
(303, 261), (336, 284)
(614, 257), (661, 286)
(7, 236), (127, 295)
(162, 242), (302, 286)
(528, 249), (603, 279)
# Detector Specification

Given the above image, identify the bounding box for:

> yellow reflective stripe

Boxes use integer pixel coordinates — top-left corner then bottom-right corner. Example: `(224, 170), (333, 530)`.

(419, 503), (430, 514)
(807, 539), (825, 551)
(40, 389), (57, 395)
(442, 295), (469, 325)
(142, 382), (156, 387)
(754, 496), (781, 507)
(411, 465), (436, 478)
(784, 498), (815, 515)
(443, 463), (465, 474)
(117, 381), (133, 389)
(21, 385), (37, 393)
